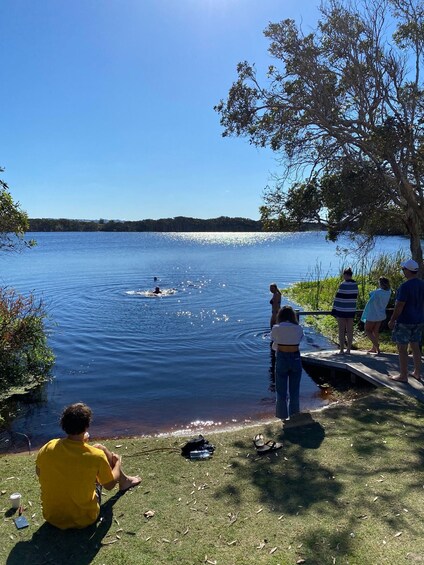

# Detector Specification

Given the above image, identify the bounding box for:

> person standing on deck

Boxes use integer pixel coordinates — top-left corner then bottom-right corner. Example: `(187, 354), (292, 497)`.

(331, 267), (359, 354)
(388, 259), (424, 383)
(361, 277), (391, 355)
(269, 283), (282, 329)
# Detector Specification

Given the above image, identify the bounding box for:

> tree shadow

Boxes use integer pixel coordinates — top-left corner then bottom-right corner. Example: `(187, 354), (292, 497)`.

(215, 388), (424, 561)
(6, 491), (124, 565)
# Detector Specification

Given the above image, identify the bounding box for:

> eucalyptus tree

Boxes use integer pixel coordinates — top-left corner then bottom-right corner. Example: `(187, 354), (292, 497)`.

(216, 0), (424, 264)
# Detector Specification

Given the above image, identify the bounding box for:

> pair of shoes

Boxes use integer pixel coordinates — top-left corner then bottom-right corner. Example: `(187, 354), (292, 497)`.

(253, 434), (282, 454)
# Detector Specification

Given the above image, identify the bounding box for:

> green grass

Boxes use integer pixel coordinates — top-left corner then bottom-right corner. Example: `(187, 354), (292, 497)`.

(2, 389), (424, 564)
(282, 278), (398, 353)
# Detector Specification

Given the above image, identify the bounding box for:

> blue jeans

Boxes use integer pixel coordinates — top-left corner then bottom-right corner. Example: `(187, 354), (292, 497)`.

(275, 351), (302, 420)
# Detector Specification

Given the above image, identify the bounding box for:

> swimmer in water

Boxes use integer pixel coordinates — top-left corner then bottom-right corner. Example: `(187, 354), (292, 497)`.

(153, 286), (162, 294)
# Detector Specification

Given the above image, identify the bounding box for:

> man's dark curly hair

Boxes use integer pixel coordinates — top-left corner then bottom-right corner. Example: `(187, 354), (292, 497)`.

(60, 403), (92, 435)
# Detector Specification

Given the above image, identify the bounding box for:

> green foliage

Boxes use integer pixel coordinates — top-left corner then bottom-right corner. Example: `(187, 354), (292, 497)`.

(29, 216), (263, 232)
(0, 168), (34, 251)
(217, 0), (424, 263)
(283, 251), (407, 351)
(0, 288), (54, 403)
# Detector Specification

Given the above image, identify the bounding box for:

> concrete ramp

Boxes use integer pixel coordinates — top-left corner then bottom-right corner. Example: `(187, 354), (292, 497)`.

(302, 349), (424, 403)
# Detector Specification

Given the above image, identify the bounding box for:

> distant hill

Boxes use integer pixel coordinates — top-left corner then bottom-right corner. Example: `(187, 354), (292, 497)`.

(29, 216), (263, 232)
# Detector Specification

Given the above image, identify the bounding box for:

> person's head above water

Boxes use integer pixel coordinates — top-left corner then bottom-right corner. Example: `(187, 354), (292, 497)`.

(153, 286), (161, 294)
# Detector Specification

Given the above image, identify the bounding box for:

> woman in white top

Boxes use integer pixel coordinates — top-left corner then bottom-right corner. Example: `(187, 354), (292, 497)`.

(271, 306), (304, 421)
(361, 277), (391, 354)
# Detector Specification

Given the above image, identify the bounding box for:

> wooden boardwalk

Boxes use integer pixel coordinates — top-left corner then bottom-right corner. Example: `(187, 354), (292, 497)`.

(301, 349), (424, 403)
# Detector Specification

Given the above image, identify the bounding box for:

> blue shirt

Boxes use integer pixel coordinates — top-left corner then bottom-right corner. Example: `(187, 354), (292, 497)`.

(396, 278), (424, 324)
(361, 288), (391, 322)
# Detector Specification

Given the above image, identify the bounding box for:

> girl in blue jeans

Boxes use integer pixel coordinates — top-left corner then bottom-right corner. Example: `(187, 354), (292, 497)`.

(271, 306), (304, 420)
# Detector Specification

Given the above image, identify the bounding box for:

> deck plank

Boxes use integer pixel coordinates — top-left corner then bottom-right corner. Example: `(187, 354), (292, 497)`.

(301, 349), (424, 402)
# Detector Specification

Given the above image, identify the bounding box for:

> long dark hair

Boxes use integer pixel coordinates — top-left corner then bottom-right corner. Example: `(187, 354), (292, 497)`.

(379, 277), (390, 290)
(277, 305), (299, 325)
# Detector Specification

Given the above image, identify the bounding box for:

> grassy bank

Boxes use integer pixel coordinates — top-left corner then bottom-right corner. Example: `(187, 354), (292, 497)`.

(2, 389), (424, 564)
(282, 275), (398, 353)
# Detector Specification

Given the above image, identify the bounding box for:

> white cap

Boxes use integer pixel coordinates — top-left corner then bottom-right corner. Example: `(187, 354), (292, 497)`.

(401, 259), (419, 272)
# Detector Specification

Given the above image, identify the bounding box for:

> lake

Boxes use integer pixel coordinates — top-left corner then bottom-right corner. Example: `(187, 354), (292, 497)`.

(0, 231), (410, 449)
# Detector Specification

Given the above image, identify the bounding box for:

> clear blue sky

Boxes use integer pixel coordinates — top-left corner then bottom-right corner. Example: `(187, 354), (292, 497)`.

(1, 0), (318, 220)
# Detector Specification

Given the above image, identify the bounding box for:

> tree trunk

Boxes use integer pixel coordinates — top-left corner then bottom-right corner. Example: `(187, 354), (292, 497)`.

(405, 210), (424, 277)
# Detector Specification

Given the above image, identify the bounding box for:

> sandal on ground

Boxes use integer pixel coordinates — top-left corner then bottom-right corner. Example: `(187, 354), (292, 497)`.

(253, 434), (265, 449)
(255, 440), (283, 454)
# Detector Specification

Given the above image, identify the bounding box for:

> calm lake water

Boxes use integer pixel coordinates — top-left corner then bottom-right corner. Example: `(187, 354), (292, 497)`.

(0, 231), (410, 448)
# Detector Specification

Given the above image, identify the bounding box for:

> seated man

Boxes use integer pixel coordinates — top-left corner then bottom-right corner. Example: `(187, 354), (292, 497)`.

(36, 402), (141, 530)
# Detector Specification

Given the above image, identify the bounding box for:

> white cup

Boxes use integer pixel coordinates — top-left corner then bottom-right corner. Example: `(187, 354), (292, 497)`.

(10, 492), (21, 509)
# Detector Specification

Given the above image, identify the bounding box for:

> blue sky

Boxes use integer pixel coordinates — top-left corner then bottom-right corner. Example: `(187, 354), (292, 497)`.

(1, 0), (318, 220)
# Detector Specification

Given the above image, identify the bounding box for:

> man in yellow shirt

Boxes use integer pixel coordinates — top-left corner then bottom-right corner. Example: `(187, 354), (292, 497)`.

(36, 402), (141, 530)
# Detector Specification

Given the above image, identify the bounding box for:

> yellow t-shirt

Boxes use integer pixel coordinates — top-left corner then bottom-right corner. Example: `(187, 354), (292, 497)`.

(36, 438), (114, 529)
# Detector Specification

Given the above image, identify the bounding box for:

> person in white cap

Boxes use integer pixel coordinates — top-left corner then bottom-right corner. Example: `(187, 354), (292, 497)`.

(388, 259), (424, 382)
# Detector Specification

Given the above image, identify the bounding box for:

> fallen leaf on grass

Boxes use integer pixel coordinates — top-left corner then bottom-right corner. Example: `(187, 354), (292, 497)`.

(297, 559), (306, 564)
(373, 496), (379, 502)
(1, 490), (6, 495)
(256, 508), (263, 514)
(394, 532), (402, 537)
(227, 540), (237, 546)
(269, 547), (277, 554)
(256, 542), (266, 550)
(102, 540), (118, 546)
(162, 538), (170, 543)
(115, 445), (123, 448)
(144, 510), (155, 519)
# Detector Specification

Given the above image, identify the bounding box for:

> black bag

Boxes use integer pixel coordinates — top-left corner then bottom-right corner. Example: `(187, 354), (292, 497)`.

(181, 434), (215, 458)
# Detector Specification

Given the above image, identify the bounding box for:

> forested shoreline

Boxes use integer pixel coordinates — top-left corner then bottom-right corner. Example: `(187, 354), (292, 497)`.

(29, 216), (406, 234)
(29, 216), (263, 232)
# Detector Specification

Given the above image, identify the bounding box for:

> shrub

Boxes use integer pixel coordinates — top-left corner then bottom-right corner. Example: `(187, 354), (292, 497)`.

(0, 287), (54, 402)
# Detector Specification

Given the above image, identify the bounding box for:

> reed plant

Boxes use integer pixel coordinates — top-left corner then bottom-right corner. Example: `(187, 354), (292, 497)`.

(283, 250), (407, 351)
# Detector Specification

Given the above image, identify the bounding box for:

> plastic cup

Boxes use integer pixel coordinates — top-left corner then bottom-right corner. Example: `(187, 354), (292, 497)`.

(10, 493), (21, 509)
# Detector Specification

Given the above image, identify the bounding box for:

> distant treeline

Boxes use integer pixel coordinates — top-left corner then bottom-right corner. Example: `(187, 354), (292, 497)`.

(29, 216), (264, 232)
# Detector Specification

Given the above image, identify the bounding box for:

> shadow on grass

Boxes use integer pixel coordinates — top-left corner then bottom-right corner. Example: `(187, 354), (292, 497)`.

(217, 389), (424, 560)
(6, 491), (124, 565)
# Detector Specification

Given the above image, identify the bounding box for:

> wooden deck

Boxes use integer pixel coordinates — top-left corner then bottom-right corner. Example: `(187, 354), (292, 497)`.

(301, 349), (424, 403)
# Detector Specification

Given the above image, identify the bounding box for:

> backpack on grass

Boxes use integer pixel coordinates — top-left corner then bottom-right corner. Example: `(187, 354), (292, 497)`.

(181, 434), (215, 458)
